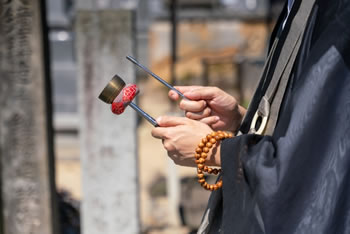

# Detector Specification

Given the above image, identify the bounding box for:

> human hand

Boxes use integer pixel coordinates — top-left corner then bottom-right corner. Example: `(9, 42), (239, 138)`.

(151, 116), (221, 167)
(169, 86), (246, 132)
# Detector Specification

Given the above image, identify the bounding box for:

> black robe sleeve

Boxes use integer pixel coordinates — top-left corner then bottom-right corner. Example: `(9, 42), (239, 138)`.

(198, 0), (350, 233)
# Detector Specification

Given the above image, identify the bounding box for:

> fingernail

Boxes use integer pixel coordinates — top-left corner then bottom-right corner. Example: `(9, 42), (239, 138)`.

(156, 116), (162, 123)
(214, 116), (220, 122)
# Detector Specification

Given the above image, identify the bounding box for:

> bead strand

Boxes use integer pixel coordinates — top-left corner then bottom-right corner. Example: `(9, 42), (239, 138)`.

(195, 131), (233, 191)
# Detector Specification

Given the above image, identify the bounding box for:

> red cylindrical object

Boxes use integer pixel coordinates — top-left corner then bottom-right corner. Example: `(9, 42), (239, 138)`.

(111, 84), (139, 114)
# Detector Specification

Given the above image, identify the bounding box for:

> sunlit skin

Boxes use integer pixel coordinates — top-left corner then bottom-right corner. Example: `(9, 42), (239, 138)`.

(151, 86), (247, 167)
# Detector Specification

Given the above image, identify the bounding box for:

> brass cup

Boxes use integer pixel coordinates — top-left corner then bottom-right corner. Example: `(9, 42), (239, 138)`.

(98, 75), (126, 104)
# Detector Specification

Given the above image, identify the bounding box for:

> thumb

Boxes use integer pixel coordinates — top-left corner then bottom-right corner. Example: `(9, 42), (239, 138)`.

(169, 86), (202, 101)
(184, 87), (219, 101)
(156, 116), (188, 127)
(200, 116), (220, 126)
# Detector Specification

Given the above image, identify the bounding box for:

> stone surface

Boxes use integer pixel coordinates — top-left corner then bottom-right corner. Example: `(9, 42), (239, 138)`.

(76, 9), (140, 234)
(0, 0), (57, 234)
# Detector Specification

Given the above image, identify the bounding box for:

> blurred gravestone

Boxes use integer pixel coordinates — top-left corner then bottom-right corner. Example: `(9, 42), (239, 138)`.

(76, 1), (140, 234)
(0, 0), (58, 234)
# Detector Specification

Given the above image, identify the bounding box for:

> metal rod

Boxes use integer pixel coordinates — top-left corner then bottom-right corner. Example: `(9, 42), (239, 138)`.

(129, 102), (159, 127)
(126, 55), (188, 100)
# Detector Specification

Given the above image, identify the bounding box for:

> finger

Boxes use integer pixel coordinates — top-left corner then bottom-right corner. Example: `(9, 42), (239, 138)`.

(179, 99), (207, 112)
(173, 86), (203, 94)
(151, 127), (168, 139)
(199, 116), (220, 126)
(163, 140), (175, 152)
(156, 116), (189, 127)
(168, 90), (180, 101)
(185, 107), (211, 120)
(183, 87), (221, 101)
(169, 86), (203, 101)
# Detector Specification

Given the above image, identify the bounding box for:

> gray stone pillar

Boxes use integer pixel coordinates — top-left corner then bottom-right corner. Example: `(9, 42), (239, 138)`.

(76, 7), (140, 234)
(0, 1), (58, 234)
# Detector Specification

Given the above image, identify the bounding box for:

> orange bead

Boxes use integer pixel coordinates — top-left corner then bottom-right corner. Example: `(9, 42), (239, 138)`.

(203, 166), (209, 172)
(228, 133), (233, 138)
(195, 131), (229, 191)
(217, 180), (223, 187)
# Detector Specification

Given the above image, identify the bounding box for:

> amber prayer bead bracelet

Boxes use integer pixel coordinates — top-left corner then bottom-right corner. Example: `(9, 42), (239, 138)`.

(195, 131), (233, 191)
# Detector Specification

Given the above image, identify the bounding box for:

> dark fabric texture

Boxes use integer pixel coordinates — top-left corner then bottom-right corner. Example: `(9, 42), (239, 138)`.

(199, 0), (350, 233)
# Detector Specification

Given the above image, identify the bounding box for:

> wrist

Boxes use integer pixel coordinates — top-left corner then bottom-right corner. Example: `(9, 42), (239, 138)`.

(229, 105), (246, 132)
(206, 144), (221, 167)
(194, 131), (233, 191)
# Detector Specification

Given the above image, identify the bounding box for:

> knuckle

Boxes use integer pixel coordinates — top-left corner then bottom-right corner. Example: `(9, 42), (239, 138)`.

(185, 111), (193, 119)
(179, 100), (187, 110)
(200, 100), (207, 109)
(151, 129), (160, 138)
(151, 130), (155, 137)
(163, 141), (173, 151)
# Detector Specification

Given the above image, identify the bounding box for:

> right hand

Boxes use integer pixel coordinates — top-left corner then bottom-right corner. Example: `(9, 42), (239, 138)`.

(151, 116), (218, 167)
(169, 86), (246, 132)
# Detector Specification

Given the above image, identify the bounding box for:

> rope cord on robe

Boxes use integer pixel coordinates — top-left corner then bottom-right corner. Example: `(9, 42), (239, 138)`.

(194, 131), (233, 191)
(249, 0), (316, 136)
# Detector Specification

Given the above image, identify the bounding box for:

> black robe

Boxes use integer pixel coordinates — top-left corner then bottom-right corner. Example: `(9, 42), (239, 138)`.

(198, 0), (350, 233)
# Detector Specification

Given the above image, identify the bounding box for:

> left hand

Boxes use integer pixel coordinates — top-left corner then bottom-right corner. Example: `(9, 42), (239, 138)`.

(151, 116), (221, 167)
(168, 86), (246, 132)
